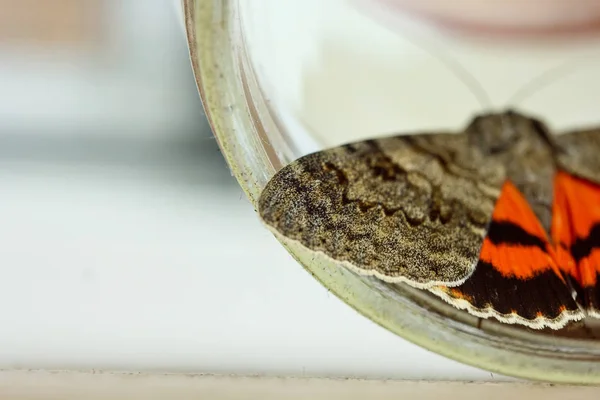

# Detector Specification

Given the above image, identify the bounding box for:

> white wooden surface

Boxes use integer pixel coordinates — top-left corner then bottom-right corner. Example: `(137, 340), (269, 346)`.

(1, 370), (599, 399)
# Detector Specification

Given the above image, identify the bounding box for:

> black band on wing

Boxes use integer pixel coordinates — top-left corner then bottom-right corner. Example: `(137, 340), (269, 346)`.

(486, 220), (547, 251)
(451, 260), (579, 321)
(570, 223), (600, 263)
(565, 272), (600, 313)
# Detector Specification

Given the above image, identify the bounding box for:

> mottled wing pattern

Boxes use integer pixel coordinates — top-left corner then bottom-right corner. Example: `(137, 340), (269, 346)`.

(259, 111), (600, 330)
(259, 133), (506, 288)
(554, 127), (600, 185)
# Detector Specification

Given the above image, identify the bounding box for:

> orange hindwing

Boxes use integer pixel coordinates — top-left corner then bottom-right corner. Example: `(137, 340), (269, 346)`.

(430, 180), (582, 329)
(552, 171), (600, 317)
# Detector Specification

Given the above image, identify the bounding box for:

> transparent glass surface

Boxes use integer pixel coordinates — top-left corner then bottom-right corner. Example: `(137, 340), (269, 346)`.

(184, 0), (600, 383)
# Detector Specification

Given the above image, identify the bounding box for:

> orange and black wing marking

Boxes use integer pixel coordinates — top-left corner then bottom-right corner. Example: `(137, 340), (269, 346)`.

(258, 110), (598, 330)
(430, 180), (583, 329)
(552, 171), (600, 318)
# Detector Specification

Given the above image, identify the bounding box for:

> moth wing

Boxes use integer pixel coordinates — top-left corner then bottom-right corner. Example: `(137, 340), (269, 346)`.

(552, 130), (600, 317)
(258, 133), (505, 288)
(430, 181), (583, 330)
(552, 170), (600, 318)
(554, 127), (600, 185)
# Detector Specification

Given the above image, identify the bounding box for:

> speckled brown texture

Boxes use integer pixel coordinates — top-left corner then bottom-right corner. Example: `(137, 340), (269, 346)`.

(258, 110), (589, 288)
(554, 126), (600, 185)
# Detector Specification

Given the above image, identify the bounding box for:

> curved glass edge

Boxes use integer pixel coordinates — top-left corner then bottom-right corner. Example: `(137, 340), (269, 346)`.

(184, 0), (276, 205)
(184, 0), (600, 384)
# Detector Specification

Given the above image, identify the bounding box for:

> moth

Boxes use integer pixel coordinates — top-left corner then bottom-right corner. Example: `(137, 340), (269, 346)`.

(258, 110), (600, 330)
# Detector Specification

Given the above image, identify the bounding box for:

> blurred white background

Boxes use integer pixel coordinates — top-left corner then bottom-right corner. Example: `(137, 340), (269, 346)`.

(0, 0), (201, 137)
(0, 0), (506, 380)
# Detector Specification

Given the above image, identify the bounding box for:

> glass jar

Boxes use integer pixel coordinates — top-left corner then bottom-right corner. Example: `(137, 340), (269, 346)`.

(183, 0), (600, 383)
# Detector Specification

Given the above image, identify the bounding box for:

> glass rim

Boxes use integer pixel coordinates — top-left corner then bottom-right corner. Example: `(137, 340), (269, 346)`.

(184, 0), (600, 384)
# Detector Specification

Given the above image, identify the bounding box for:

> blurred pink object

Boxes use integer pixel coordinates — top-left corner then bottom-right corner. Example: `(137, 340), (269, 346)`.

(0, 0), (104, 47)
(367, 0), (600, 36)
